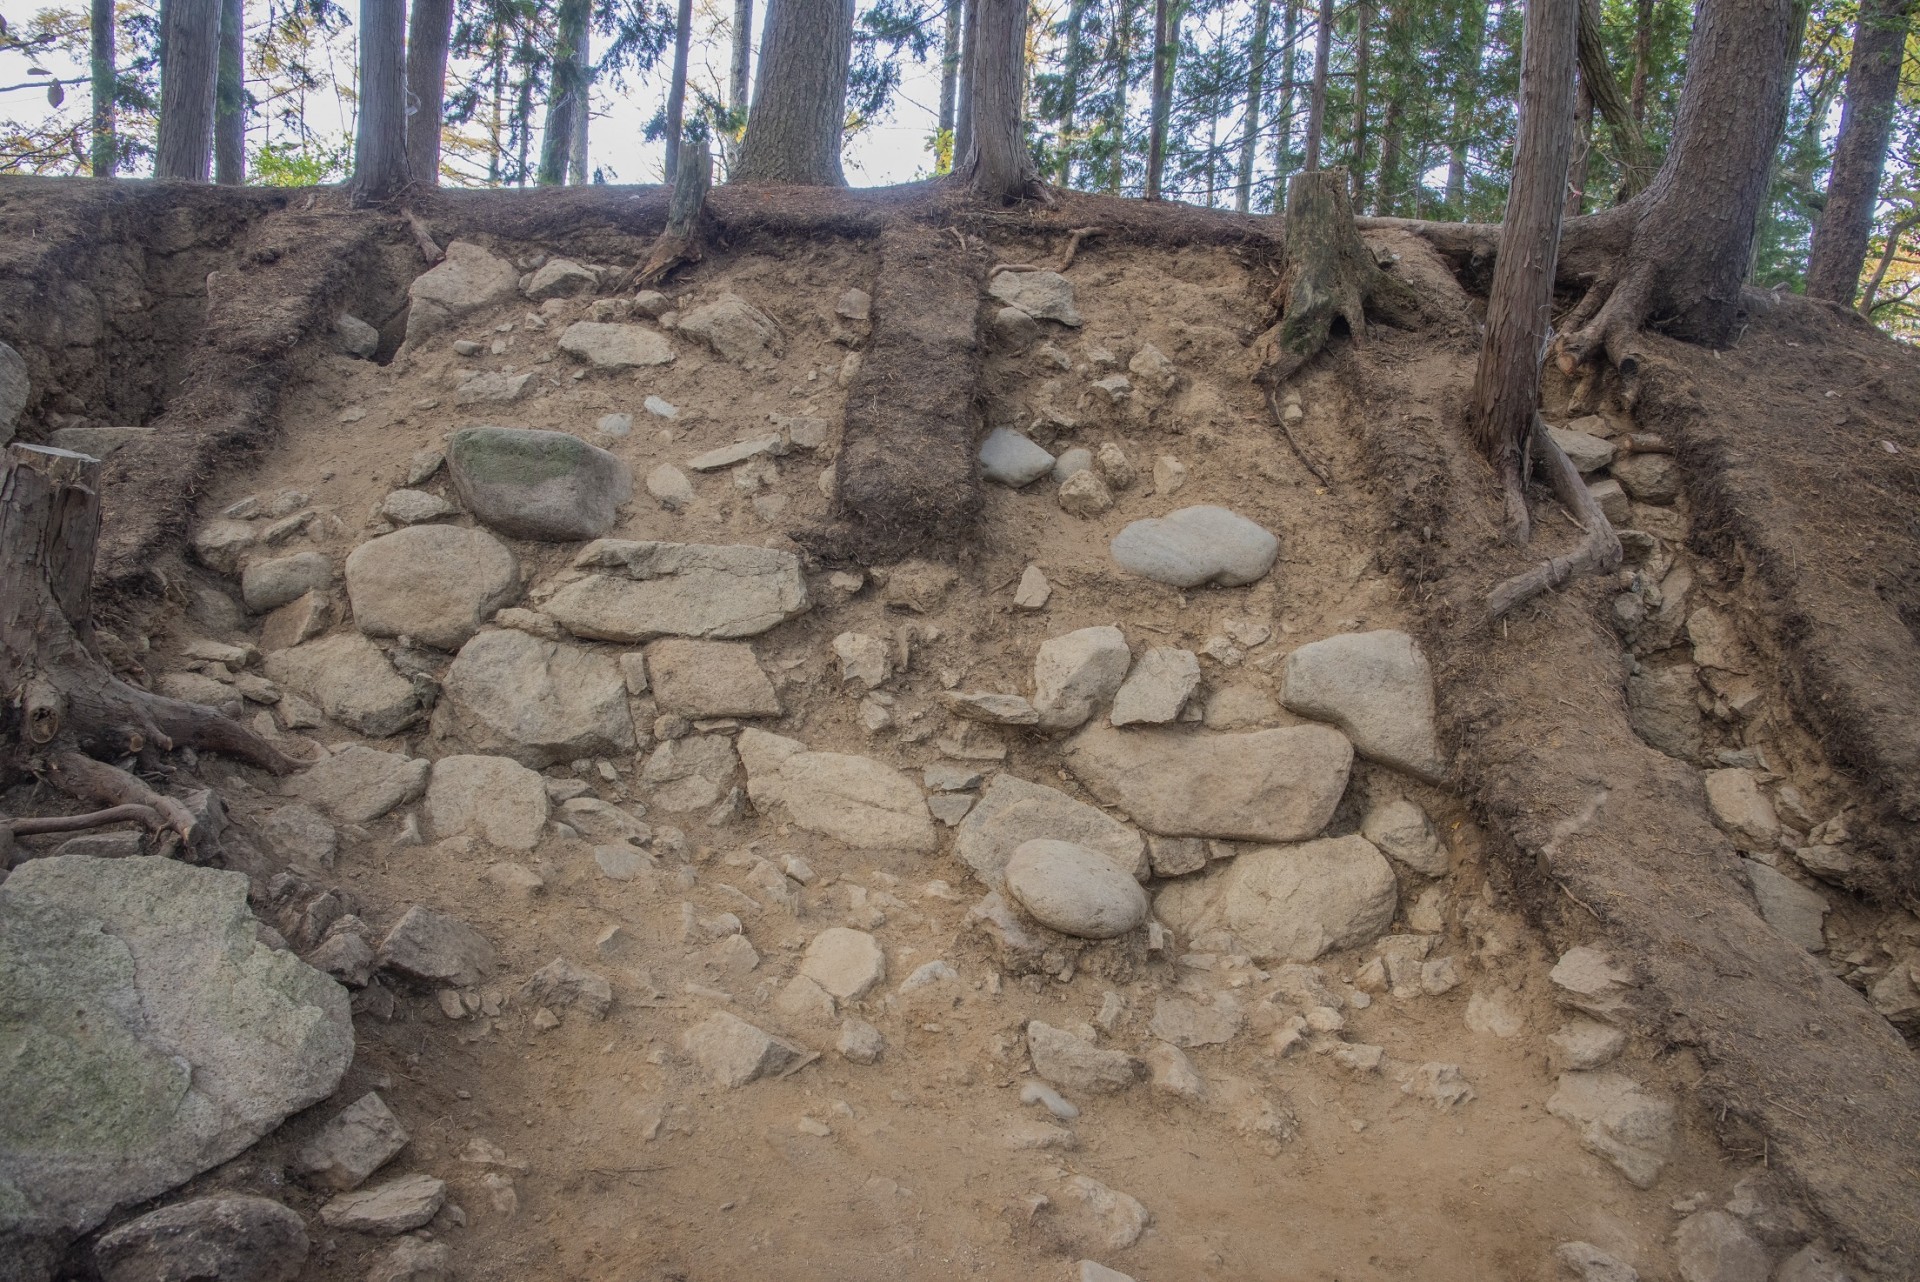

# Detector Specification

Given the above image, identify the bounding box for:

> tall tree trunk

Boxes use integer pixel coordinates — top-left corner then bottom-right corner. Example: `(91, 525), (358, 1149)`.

(213, 0), (244, 184)
(1859, 210), (1920, 315)
(349, 0), (410, 202)
(1304, 0), (1332, 169)
(1056, 0), (1087, 184)
(1558, 0), (1804, 367)
(1806, 0), (1917, 305)
(1350, 0), (1371, 202)
(406, 0), (456, 185)
(735, 0), (855, 184)
(156, 0), (220, 181)
(1446, 0), (1488, 209)
(1270, 0), (1298, 204)
(1374, 95), (1402, 214)
(955, 0), (980, 169)
(1236, 0), (1272, 212)
(1629, 0), (1652, 122)
(1145, 0), (1177, 199)
(963, 0), (1034, 201)
(570, 28), (590, 183)
(89, 0), (116, 177)
(538, 0), (590, 185)
(487, 33), (506, 184)
(1107, 0), (1133, 192)
(1566, 67), (1592, 217)
(664, 0), (695, 181)
(1472, 0), (1579, 532)
(1576, 0), (1653, 198)
(938, 0), (961, 139)
(731, 0), (754, 110)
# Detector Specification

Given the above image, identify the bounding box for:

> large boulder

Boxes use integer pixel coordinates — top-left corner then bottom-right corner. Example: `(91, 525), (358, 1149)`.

(445, 427), (633, 542)
(987, 271), (1082, 325)
(0, 857), (352, 1240)
(1064, 724), (1351, 842)
(1278, 630), (1445, 781)
(951, 772), (1146, 885)
(1153, 835), (1398, 962)
(346, 525), (518, 651)
(403, 242), (519, 343)
(263, 634), (424, 738)
(94, 1196), (309, 1282)
(287, 746), (429, 826)
(675, 294), (785, 365)
(546, 540), (810, 642)
(557, 322), (675, 370)
(436, 629), (636, 767)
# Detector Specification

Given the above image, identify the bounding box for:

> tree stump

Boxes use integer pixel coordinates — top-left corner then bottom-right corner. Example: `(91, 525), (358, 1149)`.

(634, 133), (712, 288)
(2, 444), (299, 861)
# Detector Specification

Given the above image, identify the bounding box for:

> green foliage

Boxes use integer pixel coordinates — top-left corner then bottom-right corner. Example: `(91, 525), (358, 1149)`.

(248, 135), (348, 183)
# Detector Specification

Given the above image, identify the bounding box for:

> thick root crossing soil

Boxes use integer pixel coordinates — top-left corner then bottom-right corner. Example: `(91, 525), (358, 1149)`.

(3, 181), (1919, 1282)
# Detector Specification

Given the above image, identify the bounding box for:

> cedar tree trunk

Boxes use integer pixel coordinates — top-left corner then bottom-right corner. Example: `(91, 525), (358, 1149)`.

(213, 0), (244, 184)
(963, 0), (1034, 202)
(570, 28), (590, 183)
(735, 0), (855, 185)
(348, 0), (410, 203)
(89, 0), (116, 177)
(156, 0), (219, 181)
(1056, 0), (1087, 184)
(537, 0), (590, 184)
(1236, 0), (1272, 212)
(955, 0), (979, 171)
(938, 0), (961, 138)
(1806, 0), (1916, 306)
(1145, 0), (1176, 199)
(1303, 0), (1332, 170)
(731, 0), (754, 110)
(406, 0), (456, 186)
(664, 0), (695, 181)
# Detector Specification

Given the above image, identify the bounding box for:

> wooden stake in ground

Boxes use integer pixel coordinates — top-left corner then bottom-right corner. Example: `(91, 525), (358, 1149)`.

(634, 133), (711, 287)
(1468, 0), (1579, 543)
(1, 445), (300, 858)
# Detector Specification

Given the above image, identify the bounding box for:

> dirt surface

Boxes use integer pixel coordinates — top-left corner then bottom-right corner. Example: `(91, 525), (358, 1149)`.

(3, 180), (1919, 1281)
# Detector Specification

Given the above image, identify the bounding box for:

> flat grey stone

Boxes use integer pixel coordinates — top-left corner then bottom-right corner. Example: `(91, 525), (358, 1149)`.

(346, 525), (518, 651)
(264, 635), (422, 738)
(242, 552), (332, 614)
(437, 628), (635, 767)
(1545, 1072), (1675, 1189)
(1672, 1210), (1770, 1282)
(1279, 630), (1444, 781)
(317, 1173), (445, 1234)
(987, 271), (1082, 325)
(0, 857), (352, 1238)
(558, 321), (675, 369)
(1743, 860), (1828, 952)
(687, 434), (785, 471)
(1005, 840), (1150, 939)
(452, 371), (533, 405)
(1547, 424), (1617, 473)
(95, 1196), (308, 1282)
(683, 1011), (802, 1086)
(645, 639), (781, 718)
(955, 773), (1146, 885)
(379, 489), (455, 525)
(1110, 506), (1279, 588)
(546, 539), (809, 642)
(676, 294), (785, 365)
(1064, 723), (1351, 842)
(1154, 835), (1398, 962)
(801, 928), (886, 1001)
(941, 691), (1040, 725)
(336, 313), (380, 358)
(980, 428), (1056, 487)
(427, 754), (550, 850)
(646, 464), (695, 511)
(446, 426), (632, 542)
(258, 802), (339, 865)
(1612, 453), (1681, 505)
(1033, 625), (1132, 730)
(1110, 647), (1199, 725)
(524, 257), (595, 299)
(520, 958), (613, 1018)
(287, 746), (428, 826)
(1704, 768), (1780, 851)
(292, 1093), (408, 1192)
(377, 906), (495, 987)
(1026, 1021), (1138, 1093)
(747, 748), (936, 851)
(1359, 797), (1447, 876)
(403, 242), (520, 343)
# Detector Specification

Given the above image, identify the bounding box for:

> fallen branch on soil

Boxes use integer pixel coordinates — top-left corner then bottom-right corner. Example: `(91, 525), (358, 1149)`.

(1260, 382), (1334, 488)
(629, 134), (711, 290)
(1486, 419), (1624, 619)
(403, 210), (444, 264)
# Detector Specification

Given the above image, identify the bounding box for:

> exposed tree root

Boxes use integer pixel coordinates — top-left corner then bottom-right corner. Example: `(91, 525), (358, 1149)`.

(6, 804), (161, 838)
(1260, 381), (1335, 488)
(989, 225), (1105, 277)
(1486, 419), (1624, 619)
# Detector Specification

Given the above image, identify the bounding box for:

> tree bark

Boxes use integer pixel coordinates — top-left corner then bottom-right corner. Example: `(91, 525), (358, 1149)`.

(1471, 0), (1579, 538)
(1056, 0), (1087, 184)
(1859, 210), (1920, 315)
(1303, 0), (1332, 170)
(1145, 0), (1177, 200)
(406, 0), (456, 185)
(538, 0), (590, 185)
(570, 28), (590, 183)
(1446, 0), (1488, 209)
(1271, 0), (1298, 201)
(664, 0), (696, 181)
(938, 0), (961, 140)
(636, 133), (711, 284)
(1557, 0), (1803, 371)
(1576, 0), (1654, 199)
(213, 0), (244, 184)
(348, 0), (410, 203)
(1351, 0), (1371, 203)
(1629, 0), (1652, 122)
(736, 0), (854, 184)
(1566, 66), (1592, 218)
(1236, 0), (1272, 212)
(963, 0), (1035, 202)
(89, 0), (116, 177)
(1106, 0), (1133, 192)
(156, 0), (219, 181)
(1806, 0), (1917, 306)
(731, 0), (755, 111)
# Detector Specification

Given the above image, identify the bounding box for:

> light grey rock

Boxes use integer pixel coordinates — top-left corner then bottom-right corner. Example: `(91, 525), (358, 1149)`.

(645, 639), (781, 717)
(287, 747), (428, 825)
(1360, 797), (1447, 876)
(1153, 835), (1398, 962)
(1026, 1021), (1138, 1092)
(1548, 425), (1617, 473)
(1612, 454), (1681, 505)
(1628, 662), (1703, 760)
(1279, 630), (1444, 781)
(832, 632), (893, 690)
(979, 428), (1056, 487)
(1704, 769), (1780, 850)
(520, 958), (613, 1018)
(523, 257), (595, 300)
(192, 518), (258, 576)
(379, 489), (455, 525)
(1553, 1241), (1640, 1282)
(0, 857), (352, 1238)
(1058, 469), (1114, 517)
(687, 434), (785, 471)
(1109, 647), (1200, 725)
(954, 773), (1146, 885)
(1147, 834), (1208, 877)
(597, 412), (633, 438)
(838, 1019), (885, 1064)
(559, 322), (674, 369)
(292, 1093), (408, 1192)
(1052, 447), (1094, 482)
(258, 802), (338, 865)
(646, 464), (695, 511)
(335, 313), (380, 359)
(437, 629), (635, 767)
(452, 371), (532, 406)
(264, 635), (422, 738)
(1773, 1244), (1854, 1282)
(94, 1195), (308, 1282)
(1033, 626), (1131, 730)
(1546, 1072), (1675, 1188)
(1148, 994), (1242, 1047)
(376, 906), (495, 987)
(835, 288), (872, 321)
(1144, 1042), (1208, 1101)
(1064, 723), (1352, 842)
(1547, 1019), (1626, 1072)
(1590, 478), (1631, 525)
(346, 525), (518, 651)
(1063, 1175), (1151, 1250)
(800, 927), (886, 1001)
(1129, 343), (1178, 394)
(318, 1174), (445, 1235)
(1672, 1210), (1771, 1282)
(546, 539), (809, 642)
(1014, 564), (1051, 609)
(404, 242), (520, 343)
(683, 1011), (803, 1086)
(427, 754), (550, 850)
(940, 691), (1039, 724)
(639, 733), (740, 812)
(1110, 506), (1280, 588)
(366, 1237), (452, 1282)
(48, 425), (152, 457)
(0, 340), (27, 442)
(1743, 861), (1828, 952)
(1201, 684), (1280, 730)
(242, 552), (332, 614)
(748, 748), (936, 851)
(446, 427), (632, 542)
(1550, 946), (1635, 1022)
(676, 294), (784, 364)
(987, 271), (1082, 325)
(1076, 1261), (1138, 1282)
(1005, 839), (1150, 939)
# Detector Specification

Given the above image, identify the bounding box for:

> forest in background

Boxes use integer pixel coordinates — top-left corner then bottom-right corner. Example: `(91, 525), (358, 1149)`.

(4, 0), (1920, 338)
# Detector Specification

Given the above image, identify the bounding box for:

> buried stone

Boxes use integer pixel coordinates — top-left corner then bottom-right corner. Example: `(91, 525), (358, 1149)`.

(446, 427), (633, 542)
